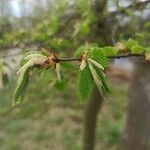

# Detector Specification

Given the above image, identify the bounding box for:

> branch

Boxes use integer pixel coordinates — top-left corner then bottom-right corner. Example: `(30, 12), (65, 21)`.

(56, 58), (81, 62)
(110, 0), (150, 17)
(51, 53), (145, 63)
(108, 53), (145, 59)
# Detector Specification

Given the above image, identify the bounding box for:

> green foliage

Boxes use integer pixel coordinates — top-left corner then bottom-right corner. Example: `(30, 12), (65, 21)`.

(13, 51), (50, 105)
(124, 39), (149, 55)
(13, 68), (30, 106)
(131, 45), (144, 54)
(102, 46), (118, 57)
(74, 46), (86, 57)
(77, 47), (110, 101)
(90, 47), (109, 68)
(88, 63), (104, 95)
(20, 50), (49, 67)
(125, 38), (139, 49)
(77, 67), (93, 102)
(13, 42), (150, 105)
(95, 67), (111, 94)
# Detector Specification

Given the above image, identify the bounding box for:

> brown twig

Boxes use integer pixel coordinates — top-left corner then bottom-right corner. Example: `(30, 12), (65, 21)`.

(108, 53), (145, 59)
(53, 53), (145, 63)
(56, 58), (81, 62)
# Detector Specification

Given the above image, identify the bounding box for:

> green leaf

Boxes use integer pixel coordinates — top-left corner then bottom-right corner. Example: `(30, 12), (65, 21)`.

(125, 39), (138, 49)
(13, 68), (30, 106)
(102, 46), (118, 57)
(74, 46), (86, 57)
(18, 56), (47, 74)
(88, 58), (104, 70)
(20, 51), (48, 67)
(95, 67), (111, 94)
(77, 67), (93, 102)
(90, 47), (108, 68)
(88, 63), (103, 96)
(131, 45), (144, 54)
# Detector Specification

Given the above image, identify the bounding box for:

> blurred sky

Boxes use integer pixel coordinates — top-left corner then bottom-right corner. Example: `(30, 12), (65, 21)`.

(11, 0), (20, 17)
(7, 0), (150, 18)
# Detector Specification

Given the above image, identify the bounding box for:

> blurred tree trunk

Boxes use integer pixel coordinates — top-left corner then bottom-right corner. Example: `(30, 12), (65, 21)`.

(83, 1), (111, 150)
(83, 86), (103, 150)
(123, 60), (150, 150)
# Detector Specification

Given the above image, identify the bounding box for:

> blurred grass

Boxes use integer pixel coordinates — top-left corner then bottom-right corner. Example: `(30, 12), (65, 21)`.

(0, 74), (128, 150)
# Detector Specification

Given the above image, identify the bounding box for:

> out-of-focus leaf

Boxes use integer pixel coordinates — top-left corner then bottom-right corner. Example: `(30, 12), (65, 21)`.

(131, 45), (144, 54)
(145, 47), (150, 53)
(54, 79), (67, 91)
(102, 46), (118, 57)
(74, 46), (86, 57)
(125, 39), (138, 49)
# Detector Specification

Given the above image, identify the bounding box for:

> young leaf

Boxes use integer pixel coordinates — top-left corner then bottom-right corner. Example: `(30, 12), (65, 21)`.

(102, 46), (118, 57)
(13, 68), (30, 106)
(131, 45), (144, 54)
(20, 51), (48, 66)
(94, 67), (111, 94)
(74, 46), (86, 57)
(90, 47), (108, 68)
(88, 58), (104, 70)
(17, 56), (47, 74)
(125, 38), (138, 49)
(77, 67), (93, 102)
(24, 53), (46, 61)
(88, 63), (103, 96)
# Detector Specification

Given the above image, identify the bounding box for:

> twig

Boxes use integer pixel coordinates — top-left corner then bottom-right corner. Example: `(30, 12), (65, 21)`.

(56, 58), (81, 62)
(52, 54), (145, 63)
(108, 53), (145, 59)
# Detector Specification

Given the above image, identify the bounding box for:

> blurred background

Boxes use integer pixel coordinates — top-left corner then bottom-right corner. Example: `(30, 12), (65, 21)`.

(0, 0), (150, 150)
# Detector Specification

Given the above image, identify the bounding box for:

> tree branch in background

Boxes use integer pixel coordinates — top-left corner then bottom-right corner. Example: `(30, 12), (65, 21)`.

(110, 0), (150, 17)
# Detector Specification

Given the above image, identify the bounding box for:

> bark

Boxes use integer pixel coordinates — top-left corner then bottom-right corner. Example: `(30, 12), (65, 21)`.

(123, 60), (150, 150)
(82, 1), (111, 150)
(83, 86), (103, 150)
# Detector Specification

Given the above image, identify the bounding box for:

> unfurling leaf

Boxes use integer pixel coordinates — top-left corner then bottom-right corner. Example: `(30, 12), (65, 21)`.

(13, 51), (56, 106)
(88, 58), (104, 70)
(131, 45), (144, 54)
(95, 67), (111, 94)
(102, 46), (118, 57)
(90, 47), (108, 68)
(77, 67), (93, 102)
(89, 63), (103, 96)
(13, 68), (30, 106)
(125, 39), (138, 49)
